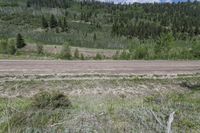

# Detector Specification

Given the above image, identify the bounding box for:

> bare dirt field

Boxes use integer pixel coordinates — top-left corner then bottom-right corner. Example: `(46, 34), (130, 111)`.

(23, 43), (117, 58)
(0, 60), (199, 76)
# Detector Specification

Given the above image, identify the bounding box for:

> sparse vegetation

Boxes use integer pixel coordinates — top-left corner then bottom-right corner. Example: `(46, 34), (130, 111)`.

(1, 1), (199, 132)
(0, 77), (199, 132)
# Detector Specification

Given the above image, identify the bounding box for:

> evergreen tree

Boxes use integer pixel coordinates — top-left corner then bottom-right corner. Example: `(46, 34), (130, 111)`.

(93, 33), (97, 41)
(58, 19), (62, 28)
(26, 1), (31, 7)
(50, 15), (58, 29)
(16, 34), (26, 49)
(62, 17), (69, 32)
(27, 0), (71, 8)
(194, 26), (199, 35)
(42, 16), (48, 29)
(65, 11), (69, 17)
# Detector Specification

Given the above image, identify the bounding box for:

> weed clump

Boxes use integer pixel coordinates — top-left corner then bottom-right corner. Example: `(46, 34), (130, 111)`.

(180, 82), (200, 90)
(32, 91), (71, 109)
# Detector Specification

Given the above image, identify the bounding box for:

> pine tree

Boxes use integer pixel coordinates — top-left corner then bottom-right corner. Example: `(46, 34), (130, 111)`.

(26, 1), (31, 7)
(42, 16), (48, 29)
(93, 33), (97, 41)
(65, 11), (69, 17)
(194, 26), (199, 35)
(58, 18), (62, 28)
(16, 33), (26, 49)
(50, 15), (58, 29)
(62, 17), (68, 32)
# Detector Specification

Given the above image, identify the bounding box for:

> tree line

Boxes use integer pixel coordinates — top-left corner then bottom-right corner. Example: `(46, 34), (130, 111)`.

(27, 0), (73, 8)
(26, 0), (200, 39)
(42, 15), (69, 32)
(78, 1), (200, 39)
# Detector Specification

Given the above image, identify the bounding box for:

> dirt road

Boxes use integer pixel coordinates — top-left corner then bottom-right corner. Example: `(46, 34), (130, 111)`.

(0, 60), (200, 76)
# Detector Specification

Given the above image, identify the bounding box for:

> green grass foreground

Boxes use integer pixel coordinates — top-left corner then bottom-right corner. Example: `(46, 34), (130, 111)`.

(0, 77), (199, 132)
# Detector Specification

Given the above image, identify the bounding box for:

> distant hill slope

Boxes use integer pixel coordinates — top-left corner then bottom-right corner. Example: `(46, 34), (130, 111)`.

(97, 0), (196, 3)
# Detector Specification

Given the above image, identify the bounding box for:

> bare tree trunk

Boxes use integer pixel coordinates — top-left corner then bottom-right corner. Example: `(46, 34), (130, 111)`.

(167, 112), (175, 133)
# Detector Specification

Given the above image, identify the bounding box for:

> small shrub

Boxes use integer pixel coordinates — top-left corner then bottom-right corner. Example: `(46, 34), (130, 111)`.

(192, 41), (200, 58)
(81, 53), (85, 60)
(36, 43), (44, 55)
(95, 53), (102, 60)
(0, 39), (8, 54)
(8, 38), (16, 46)
(0, 39), (17, 55)
(113, 50), (120, 60)
(59, 42), (71, 59)
(74, 48), (79, 59)
(119, 50), (130, 60)
(32, 91), (71, 109)
(7, 43), (17, 55)
(180, 82), (200, 90)
(134, 46), (148, 59)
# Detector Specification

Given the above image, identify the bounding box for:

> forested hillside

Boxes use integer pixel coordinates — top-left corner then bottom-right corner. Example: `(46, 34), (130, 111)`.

(0, 0), (200, 59)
